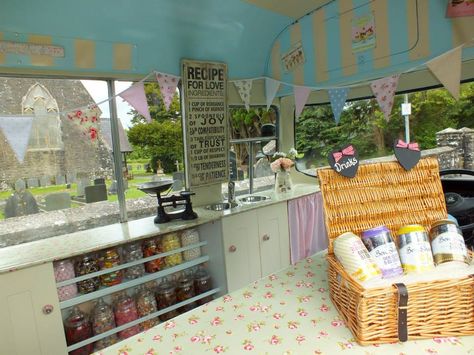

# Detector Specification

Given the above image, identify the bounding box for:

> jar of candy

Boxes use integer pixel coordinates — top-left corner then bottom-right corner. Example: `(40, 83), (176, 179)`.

(429, 219), (469, 266)
(114, 292), (141, 340)
(194, 268), (213, 305)
(64, 306), (93, 355)
(156, 281), (179, 321)
(99, 248), (123, 287)
(397, 225), (434, 273)
(181, 229), (201, 261)
(176, 276), (196, 313)
(91, 298), (118, 351)
(142, 239), (164, 273)
(122, 242), (146, 280)
(75, 255), (100, 294)
(54, 259), (78, 301)
(161, 233), (183, 267)
(136, 286), (159, 330)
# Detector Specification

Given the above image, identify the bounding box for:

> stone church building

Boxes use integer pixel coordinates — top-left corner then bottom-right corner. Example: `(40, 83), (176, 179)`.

(0, 78), (114, 186)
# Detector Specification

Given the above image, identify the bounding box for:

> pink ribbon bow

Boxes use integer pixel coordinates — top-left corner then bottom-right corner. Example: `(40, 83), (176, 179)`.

(396, 139), (419, 151)
(333, 145), (355, 163)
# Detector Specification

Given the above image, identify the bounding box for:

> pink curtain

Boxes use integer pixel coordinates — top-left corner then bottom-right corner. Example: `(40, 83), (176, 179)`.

(288, 192), (328, 264)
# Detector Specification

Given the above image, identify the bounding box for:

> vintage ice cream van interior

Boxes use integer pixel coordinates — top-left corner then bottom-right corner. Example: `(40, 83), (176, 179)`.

(0, 1), (473, 354)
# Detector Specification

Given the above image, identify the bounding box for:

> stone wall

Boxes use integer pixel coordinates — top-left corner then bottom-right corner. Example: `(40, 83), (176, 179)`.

(436, 127), (474, 170)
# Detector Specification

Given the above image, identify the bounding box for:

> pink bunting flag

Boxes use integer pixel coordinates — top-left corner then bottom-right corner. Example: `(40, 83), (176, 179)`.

(294, 86), (311, 119)
(119, 82), (151, 122)
(265, 78), (280, 110)
(0, 115), (34, 163)
(427, 46), (462, 100)
(155, 72), (180, 111)
(370, 74), (400, 121)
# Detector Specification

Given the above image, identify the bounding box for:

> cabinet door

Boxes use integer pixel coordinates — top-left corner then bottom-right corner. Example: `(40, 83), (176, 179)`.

(0, 263), (67, 355)
(222, 211), (261, 292)
(258, 202), (290, 277)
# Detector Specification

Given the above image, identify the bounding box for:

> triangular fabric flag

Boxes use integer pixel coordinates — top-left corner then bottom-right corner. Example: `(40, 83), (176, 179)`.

(294, 86), (311, 119)
(155, 72), (180, 111)
(265, 77), (280, 110)
(0, 115), (34, 163)
(370, 74), (400, 121)
(119, 82), (151, 122)
(66, 104), (101, 142)
(426, 46), (462, 100)
(233, 80), (253, 111)
(328, 88), (349, 124)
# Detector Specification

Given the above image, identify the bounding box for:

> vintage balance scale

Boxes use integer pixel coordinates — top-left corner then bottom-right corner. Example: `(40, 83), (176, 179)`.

(138, 180), (198, 224)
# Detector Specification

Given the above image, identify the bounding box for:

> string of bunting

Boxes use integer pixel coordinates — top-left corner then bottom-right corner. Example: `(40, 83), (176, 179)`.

(0, 44), (466, 164)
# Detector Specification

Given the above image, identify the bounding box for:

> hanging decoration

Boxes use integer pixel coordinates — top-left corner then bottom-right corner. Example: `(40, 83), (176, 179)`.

(370, 74), (400, 121)
(119, 81), (151, 122)
(0, 115), (34, 163)
(265, 77), (280, 110)
(328, 88), (349, 124)
(426, 46), (462, 100)
(394, 139), (421, 171)
(294, 85), (311, 119)
(328, 144), (359, 178)
(155, 72), (180, 111)
(233, 80), (253, 111)
(66, 104), (101, 141)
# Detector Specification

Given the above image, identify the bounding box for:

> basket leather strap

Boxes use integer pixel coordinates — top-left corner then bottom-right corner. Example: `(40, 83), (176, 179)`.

(394, 283), (408, 342)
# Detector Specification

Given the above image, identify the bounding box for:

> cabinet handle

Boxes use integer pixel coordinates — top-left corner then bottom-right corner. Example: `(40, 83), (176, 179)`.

(262, 234), (270, 241)
(42, 304), (54, 315)
(228, 245), (237, 253)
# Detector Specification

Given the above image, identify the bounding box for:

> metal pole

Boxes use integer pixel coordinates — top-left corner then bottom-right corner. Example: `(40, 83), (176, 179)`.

(108, 80), (127, 222)
(248, 141), (254, 195)
(404, 94), (410, 143)
(180, 83), (190, 190)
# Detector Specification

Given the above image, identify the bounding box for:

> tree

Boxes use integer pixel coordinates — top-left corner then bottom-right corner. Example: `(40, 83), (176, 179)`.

(126, 83), (183, 173)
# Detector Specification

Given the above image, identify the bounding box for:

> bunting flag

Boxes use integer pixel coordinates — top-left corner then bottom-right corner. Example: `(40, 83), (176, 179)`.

(370, 74), (400, 121)
(233, 80), (253, 111)
(155, 72), (180, 111)
(0, 115), (34, 163)
(119, 81), (151, 122)
(294, 85), (311, 119)
(328, 88), (349, 124)
(265, 78), (280, 110)
(426, 46), (462, 100)
(66, 104), (101, 141)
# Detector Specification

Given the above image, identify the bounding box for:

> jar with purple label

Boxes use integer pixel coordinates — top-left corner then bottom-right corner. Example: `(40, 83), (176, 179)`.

(361, 226), (403, 278)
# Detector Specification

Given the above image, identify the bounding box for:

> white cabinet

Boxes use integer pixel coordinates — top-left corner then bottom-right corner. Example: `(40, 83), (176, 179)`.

(0, 263), (67, 355)
(222, 202), (290, 292)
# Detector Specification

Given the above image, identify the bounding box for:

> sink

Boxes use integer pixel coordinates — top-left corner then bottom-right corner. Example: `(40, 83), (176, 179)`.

(239, 195), (269, 204)
(205, 202), (237, 211)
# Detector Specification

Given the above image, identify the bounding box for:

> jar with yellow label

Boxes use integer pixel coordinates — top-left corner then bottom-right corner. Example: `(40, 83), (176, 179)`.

(397, 225), (434, 273)
(161, 233), (183, 267)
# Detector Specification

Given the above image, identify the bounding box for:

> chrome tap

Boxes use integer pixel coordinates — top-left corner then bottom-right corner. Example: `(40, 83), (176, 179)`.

(228, 181), (237, 207)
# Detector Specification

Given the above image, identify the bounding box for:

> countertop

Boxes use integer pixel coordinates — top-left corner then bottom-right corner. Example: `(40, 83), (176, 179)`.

(94, 250), (474, 355)
(0, 183), (319, 274)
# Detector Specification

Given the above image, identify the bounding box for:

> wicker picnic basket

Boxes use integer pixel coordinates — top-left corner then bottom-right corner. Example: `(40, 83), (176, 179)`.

(317, 157), (474, 345)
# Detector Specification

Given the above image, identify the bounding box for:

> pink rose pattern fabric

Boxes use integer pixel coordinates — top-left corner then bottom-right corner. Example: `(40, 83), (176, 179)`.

(94, 251), (473, 355)
(156, 72), (179, 111)
(66, 104), (101, 141)
(370, 74), (400, 121)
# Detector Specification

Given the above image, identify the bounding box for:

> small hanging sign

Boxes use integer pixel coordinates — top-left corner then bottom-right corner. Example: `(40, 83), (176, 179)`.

(394, 139), (420, 171)
(328, 144), (359, 178)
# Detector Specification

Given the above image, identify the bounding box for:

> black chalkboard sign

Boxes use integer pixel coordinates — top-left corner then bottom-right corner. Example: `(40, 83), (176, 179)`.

(327, 144), (359, 178)
(394, 139), (420, 171)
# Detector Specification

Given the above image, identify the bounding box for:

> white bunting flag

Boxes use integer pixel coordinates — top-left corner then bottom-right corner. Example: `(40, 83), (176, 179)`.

(265, 77), (280, 110)
(427, 46), (462, 100)
(0, 115), (34, 163)
(370, 74), (400, 121)
(328, 88), (349, 124)
(119, 82), (152, 122)
(234, 80), (253, 111)
(294, 86), (311, 119)
(155, 72), (180, 111)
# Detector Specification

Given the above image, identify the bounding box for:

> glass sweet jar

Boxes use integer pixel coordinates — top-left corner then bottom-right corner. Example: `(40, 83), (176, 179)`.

(161, 233), (183, 267)
(99, 247), (123, 287)
(122, 242), (146, 280)
(75, 254), (100, 294)
(113, 291), (141, 340)
(193, 268), (213, 305)
(64, 306), (93, 355)
(156, 281), (179, 321)
(136, 286), (159, 330)
(142, 238), (164, 273)
(180, 229), (201, 261)
(53, 259), (78, 301)
(91, 298), (118, 351)
(176, 275), (196, 313)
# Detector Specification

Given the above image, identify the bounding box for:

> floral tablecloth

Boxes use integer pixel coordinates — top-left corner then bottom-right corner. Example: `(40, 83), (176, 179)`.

(95, 251), (474, 355)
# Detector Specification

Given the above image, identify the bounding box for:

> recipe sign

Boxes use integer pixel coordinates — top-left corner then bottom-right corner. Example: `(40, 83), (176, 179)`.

(181, 59), (229, 187)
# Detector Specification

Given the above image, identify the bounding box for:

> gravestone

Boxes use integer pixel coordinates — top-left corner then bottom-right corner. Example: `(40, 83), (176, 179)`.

(85, 184), (108, 203)
(4, 190), (39, 218)
(109, 180), (117, 194)
(39, 176), (51, 187)
(229, 150), (237, 181)
(14, 179), (26, 192)
(55, 175), (66, 185)
(94, 178), (106, 185)
(76, 178), (90, 197)
(66, 173), (76, 184)
(172, 171), (184, 191)
(27, 177), (40, 188)
(254, 157), (273, 178)
(44, 192), (71, 211)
